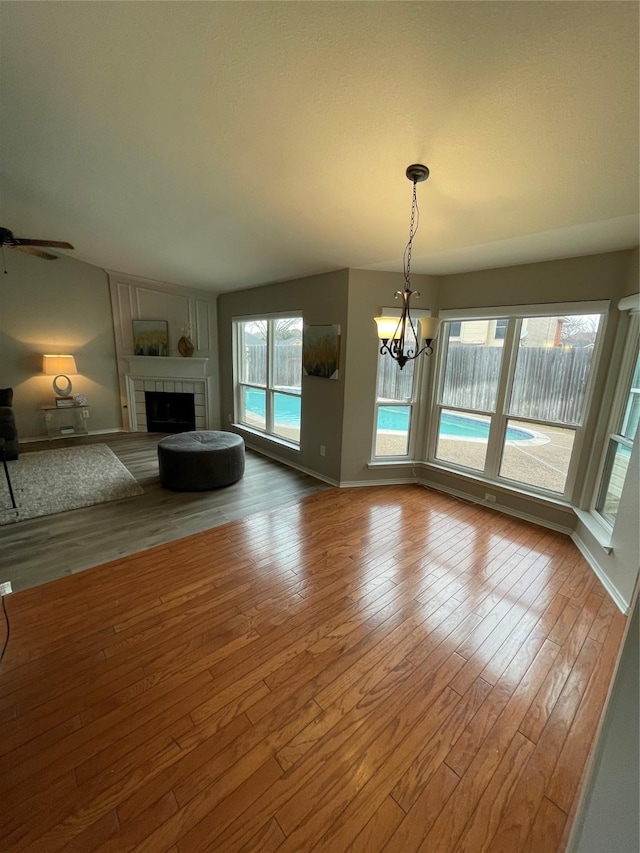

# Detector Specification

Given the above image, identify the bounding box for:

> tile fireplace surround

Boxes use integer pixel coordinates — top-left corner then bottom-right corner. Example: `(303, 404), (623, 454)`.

(124, 357), (210, 433)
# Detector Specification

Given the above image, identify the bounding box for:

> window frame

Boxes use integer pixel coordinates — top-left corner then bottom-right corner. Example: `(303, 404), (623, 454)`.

(494, 318), (508, 340)
(592, 313), (639, 528)
(233, 312), (303, 448)
(371, 308), (431, 461)
(371, 352), (422, 460)
(427, 301), (609, 501)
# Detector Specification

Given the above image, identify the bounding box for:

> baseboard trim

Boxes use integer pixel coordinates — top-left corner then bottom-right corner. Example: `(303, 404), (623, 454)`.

(243, 441), (339, 487)
(418, 478), (575, 536)
(339, 476), (417, 487)
(571, 530), (629, 614)
(20, 428), (127, 444)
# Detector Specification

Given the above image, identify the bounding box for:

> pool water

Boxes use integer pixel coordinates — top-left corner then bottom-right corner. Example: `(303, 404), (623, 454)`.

(243, 390), (535, 442)
(244, 388), (301, 424)
(378, 407), (535, 442)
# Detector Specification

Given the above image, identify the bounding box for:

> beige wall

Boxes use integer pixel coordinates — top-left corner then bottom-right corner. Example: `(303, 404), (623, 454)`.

(438, 250), (632, 309)
(623, 246), (639, 296)
(217, 269), (349, 483)
(0, 251), (121, 438)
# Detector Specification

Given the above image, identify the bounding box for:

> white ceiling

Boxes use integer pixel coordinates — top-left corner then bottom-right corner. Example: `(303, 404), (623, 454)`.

(0, 1), (638, 293)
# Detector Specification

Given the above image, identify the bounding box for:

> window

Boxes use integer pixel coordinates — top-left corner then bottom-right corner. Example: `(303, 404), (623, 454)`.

(234, 315), (303, 445)
(373, 325), (420, 458)
(431, 307), (606, 498)
(434, 319), (506, 471)
(494, 318), (508, 340)
(595, 318), (639, 526)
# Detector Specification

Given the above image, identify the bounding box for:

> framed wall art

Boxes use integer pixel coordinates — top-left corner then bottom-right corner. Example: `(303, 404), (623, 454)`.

(132, 320), (169, 356)
(302, 324), (340, 380)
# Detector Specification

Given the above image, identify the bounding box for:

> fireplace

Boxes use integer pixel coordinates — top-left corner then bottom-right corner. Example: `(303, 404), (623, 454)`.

(145, 391), (196, 433)
(124, 357), (210, 432)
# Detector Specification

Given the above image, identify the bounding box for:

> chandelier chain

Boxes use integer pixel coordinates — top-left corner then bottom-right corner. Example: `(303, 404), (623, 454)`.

(403, 181), (420, 289)
(374, 163), (436, 370)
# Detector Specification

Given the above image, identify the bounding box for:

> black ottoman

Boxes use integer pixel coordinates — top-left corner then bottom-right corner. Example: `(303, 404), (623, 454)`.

(158, 430), (245, 491)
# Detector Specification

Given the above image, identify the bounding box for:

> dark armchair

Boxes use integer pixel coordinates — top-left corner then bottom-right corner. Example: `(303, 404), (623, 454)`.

(0, 387), (17, 509)
(0, 388), (18, 460)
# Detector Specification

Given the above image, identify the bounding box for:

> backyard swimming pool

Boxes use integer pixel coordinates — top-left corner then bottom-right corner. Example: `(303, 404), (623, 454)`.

(244, 389), (538, 442)
(378, 407), (537, 442)
(244, 389), (301, 425)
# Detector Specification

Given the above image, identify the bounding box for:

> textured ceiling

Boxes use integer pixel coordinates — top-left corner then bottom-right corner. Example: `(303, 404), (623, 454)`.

(0, 1), (638, 292)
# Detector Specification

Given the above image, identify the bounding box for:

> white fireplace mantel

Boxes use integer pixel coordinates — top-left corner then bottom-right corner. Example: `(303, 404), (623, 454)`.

(125, 356), (209, 379)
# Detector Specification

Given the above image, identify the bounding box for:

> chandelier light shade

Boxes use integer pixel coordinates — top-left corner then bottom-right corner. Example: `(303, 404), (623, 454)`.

(375, 164), (440, 370)
(374, 316), (403, 341)
(418, 316), (440, 341)
(43, 353), (77, 397)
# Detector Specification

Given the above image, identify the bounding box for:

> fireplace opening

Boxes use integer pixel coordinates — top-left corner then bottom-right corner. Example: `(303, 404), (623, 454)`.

(145, 391), (196, 433)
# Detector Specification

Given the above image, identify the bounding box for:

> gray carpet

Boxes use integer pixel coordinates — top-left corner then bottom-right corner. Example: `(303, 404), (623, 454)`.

(0, 444), (144, 525)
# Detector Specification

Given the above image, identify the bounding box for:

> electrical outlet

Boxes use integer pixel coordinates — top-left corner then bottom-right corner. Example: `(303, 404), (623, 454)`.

(0, 581), (12, 596)
(484, 493), (496, 503)
(319, 445), (326, 457)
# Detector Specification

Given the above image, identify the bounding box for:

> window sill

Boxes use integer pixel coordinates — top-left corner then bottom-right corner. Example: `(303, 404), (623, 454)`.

(367, 456), (422, 468)
(232, 423), (300, 453)
(574, 508), (614, 553)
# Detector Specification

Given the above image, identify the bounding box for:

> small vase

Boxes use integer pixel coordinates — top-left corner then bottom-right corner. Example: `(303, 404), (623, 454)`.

(178, 336), (195, 357)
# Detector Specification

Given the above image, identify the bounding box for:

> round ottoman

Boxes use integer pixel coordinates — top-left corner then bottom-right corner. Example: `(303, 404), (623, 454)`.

(158, 431), (245, 491)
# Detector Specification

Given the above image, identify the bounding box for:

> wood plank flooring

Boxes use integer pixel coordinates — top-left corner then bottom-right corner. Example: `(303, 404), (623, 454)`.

(0, 433), (329, 592)
(0, 482), (626, 851)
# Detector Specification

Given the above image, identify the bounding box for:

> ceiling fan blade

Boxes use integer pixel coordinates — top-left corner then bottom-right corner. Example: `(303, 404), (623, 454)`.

(15, 238), (74, 249)
(13, 245), (59, 260)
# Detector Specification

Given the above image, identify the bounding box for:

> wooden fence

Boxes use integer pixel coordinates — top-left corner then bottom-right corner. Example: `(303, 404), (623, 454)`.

(442, 345), (594, 424)
(244, 342), (594, 426)
(377, 355), (416, 402)
(243, 345), (302, 389)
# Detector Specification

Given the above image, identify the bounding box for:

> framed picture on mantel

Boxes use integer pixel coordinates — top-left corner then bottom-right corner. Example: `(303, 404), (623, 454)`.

(133, 320), (168, 356)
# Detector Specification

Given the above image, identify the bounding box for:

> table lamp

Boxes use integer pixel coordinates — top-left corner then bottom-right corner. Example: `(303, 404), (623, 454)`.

(43, 354), (77, 399)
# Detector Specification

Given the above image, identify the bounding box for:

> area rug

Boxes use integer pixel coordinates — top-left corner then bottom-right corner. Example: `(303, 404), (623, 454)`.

(0, 444), (144, 525)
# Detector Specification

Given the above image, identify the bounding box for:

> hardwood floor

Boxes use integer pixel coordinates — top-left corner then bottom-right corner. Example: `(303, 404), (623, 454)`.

(0, 481), (626, 851)
(0, 433), (330, 592)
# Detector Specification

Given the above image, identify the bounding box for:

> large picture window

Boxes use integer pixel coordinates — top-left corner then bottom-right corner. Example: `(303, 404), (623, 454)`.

(234, 315), (303, 446)
(431, 305), (606, 499)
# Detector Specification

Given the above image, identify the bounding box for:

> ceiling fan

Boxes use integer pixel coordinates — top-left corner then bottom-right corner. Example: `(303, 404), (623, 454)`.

(0, 227), (74, 260)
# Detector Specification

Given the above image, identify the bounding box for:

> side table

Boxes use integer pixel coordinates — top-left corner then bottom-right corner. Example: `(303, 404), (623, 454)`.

(42, 405), (90, 438)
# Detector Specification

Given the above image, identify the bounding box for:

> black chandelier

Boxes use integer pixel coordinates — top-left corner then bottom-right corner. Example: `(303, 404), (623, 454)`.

(374, 164), (439, 370)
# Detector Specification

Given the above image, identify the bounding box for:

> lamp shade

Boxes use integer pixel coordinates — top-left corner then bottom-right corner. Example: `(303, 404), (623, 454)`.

(43, 354), (77, 376)
(418, 317), (440, 341)
(374, 317), (402, 341)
